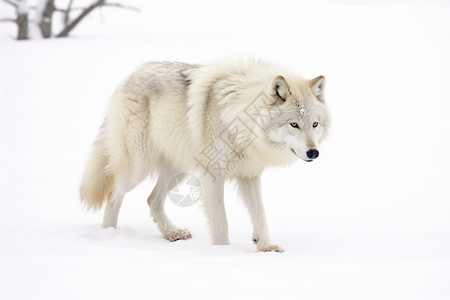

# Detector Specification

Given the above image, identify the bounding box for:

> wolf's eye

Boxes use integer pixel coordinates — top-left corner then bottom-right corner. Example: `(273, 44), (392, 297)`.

(312, 122), (319, 128)
(290, 123), (299, 128)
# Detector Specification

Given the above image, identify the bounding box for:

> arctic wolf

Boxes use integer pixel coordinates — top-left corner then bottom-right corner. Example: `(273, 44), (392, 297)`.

(80, 59), (330, 252)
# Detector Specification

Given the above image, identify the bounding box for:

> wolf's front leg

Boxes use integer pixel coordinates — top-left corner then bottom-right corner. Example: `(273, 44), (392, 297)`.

(201, 176), (229, 245)
(238, 176), (283, 252)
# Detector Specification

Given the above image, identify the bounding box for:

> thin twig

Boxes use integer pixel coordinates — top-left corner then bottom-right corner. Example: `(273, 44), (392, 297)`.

(103, 3), (140, 12)
(57, 0), (106, 37)
(0, 18), (17, 23)
(54, 7), (84, 12)
(64, 0), (74, 26)
(3, 0), (19, 8)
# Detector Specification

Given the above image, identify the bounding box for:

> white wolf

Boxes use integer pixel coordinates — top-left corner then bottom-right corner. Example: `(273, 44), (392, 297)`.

(80, 59), (329, 252)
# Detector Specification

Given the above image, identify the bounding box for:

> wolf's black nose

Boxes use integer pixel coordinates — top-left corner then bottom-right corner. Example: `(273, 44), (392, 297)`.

(306, 149), (319, 160)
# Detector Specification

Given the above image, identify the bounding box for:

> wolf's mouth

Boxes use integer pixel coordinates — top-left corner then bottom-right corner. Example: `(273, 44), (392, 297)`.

(290, 148), (313, 162)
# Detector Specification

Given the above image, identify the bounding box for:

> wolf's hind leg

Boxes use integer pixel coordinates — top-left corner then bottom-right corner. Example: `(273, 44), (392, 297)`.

(102, 190), (124, 229)
(147, 166), (191, 242)
(237, 176), (283, 252)
(102, 172), (139, 229)
(102, 163), (150, 229)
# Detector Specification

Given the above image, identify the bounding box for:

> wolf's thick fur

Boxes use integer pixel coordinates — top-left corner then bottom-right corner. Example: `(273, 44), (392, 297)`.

(80, 59), (330, 252)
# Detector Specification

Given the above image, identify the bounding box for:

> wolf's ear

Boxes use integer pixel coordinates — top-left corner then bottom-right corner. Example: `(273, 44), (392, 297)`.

(270, 75), (290, 103)
(310, 75), (326, 102)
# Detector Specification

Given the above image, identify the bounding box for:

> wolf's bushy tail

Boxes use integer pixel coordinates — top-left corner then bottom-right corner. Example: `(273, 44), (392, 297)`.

(80, 130), (115, 211)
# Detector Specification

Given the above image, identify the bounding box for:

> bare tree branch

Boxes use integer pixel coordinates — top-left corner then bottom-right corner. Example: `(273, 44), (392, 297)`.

(55, 7), (88, 12)
(56, 0), (140, 38)
(55, 7), (86, 12)
(39, 0), (55, 38)
(0, 18), (17, 23)
(17, 12), (28, 40)
(3, 0), (19, 8)
(57, 0), (106, 38)
(55, 3), (140, 15)
(54, 7), (84, 13)
(3, 0), (140, 40)
(54, 7), (84, 15)
(64, 0), (74, 27)
(2, 0), (38, 40)
(103, 3), (140, 12)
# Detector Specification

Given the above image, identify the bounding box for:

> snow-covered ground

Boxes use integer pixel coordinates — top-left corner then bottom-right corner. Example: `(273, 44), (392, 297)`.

(1, 1), (450, 299)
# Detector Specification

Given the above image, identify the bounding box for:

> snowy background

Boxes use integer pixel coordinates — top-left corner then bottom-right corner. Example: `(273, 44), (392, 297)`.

(1, 0), (450, 299)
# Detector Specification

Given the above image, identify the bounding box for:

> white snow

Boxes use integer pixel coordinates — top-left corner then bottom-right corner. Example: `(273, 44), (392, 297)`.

(15, 0), (29, 15)
(27, 0), (47, 40)
(1, 1), (450, 299)
(27, 24), (42, 39)
(33, 0), (46, 24)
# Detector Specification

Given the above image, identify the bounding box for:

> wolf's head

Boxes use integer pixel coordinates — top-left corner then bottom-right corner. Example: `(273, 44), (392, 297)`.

(263, 75), (330, 162)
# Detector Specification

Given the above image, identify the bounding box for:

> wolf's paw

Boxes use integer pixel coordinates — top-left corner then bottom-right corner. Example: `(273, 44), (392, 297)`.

(163, 228), (192, 242)
(257, 244), (284, 253)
